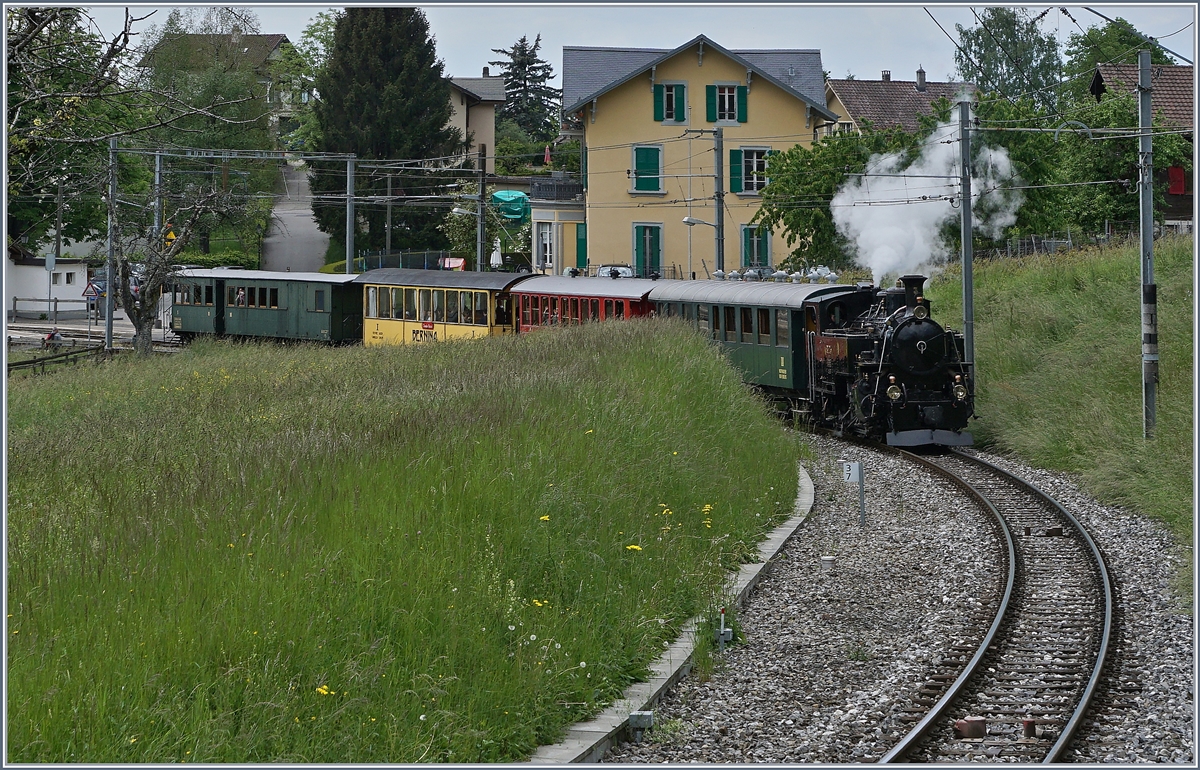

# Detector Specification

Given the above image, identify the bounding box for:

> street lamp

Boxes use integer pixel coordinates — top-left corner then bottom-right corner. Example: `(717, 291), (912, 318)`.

(682, 216), (715, 227)
(451, 207), (477, 217)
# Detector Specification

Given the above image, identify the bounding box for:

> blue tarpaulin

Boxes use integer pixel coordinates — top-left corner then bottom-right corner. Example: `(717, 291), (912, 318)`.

(490, 190), (530, 222)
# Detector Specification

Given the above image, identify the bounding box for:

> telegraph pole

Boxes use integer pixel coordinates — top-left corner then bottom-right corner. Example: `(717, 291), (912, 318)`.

(476, 144), (486, 271)
(105, 138), (117, 350)
(345, 158), (355, 274)
(153, 151), (163, 245)
(1137, 49), (1158, 438)
(958, 100), (975, 367)
(385, 174), (392, 257)
(713, 127), (725, 272)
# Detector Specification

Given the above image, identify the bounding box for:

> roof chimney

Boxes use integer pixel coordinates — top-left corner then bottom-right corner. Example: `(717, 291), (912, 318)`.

(483, 66), (490, 77)
(881, 70), (890, 81)
(231, 25), (242, 45)
(916, 66), (926, 91)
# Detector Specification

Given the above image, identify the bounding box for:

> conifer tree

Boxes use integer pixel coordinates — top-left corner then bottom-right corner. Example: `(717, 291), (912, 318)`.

(490, 34), (562, 143)
(310, 8), (463, 253)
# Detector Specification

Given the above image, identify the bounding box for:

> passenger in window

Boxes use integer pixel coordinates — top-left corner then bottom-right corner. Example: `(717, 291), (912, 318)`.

(236, 287), (246, 306)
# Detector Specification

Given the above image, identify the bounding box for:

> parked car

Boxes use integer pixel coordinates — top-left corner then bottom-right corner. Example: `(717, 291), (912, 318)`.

(596, 264), (634, 278)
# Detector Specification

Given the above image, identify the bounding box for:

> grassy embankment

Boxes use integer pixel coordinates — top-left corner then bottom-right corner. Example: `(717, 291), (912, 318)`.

(7, 320), (798, 762)
(924, 235), (1192, 549)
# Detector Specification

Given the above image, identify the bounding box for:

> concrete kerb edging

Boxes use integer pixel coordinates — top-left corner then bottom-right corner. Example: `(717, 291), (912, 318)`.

(528, 461), (817, 764)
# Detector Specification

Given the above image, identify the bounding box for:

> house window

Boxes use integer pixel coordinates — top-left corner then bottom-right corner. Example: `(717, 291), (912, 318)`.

(632, 145), (662, 192)
(742, 225), (770, 268)
(633, 224), (662, 276)
(743, 149), (769, 192)
(839, 121), (854, 133)
(51, 272), (61, 285)
(65, 272), (76, 285)
(536, 221), (555, 271)
(717, 86), (737, 121)
(654, 83), (686, 122)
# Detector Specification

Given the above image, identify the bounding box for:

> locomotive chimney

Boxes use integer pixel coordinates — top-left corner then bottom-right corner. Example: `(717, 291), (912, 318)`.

(900, 274), (926, 310)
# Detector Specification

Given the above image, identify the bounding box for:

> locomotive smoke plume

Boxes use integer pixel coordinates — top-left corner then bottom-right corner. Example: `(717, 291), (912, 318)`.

(831, 117), (1022, 284)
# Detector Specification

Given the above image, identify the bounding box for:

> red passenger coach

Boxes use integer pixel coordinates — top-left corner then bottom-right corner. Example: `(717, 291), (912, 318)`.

(510, 276), (662, 332)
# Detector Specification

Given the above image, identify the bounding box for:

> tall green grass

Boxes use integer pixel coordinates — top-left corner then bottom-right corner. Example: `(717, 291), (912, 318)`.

(925, 235), (1193, 543)
(6, 320), (798, 762)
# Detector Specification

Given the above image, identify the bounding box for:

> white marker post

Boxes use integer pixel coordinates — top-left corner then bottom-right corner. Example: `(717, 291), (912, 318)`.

(841, 459), (865, 528)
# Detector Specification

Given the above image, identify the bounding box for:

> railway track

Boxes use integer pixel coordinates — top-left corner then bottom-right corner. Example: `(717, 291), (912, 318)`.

(880, 448), (1113, 763)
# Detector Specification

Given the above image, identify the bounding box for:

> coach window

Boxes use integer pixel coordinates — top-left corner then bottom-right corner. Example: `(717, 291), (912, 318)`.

(270, 288), (279, 309)
(589, 298), (599, 321)
(445, 290), (459, 323)
(497, 295), (512, 325)
(698, 304), (709, 332)
(250, 287), (260, 308)
(604, 299), (613, 319)
(367, 287), (378, 318)
(776, 309), (789, 347)
(432, 290), (445, 322)
(757, 308), (771, 344)
(404, 289), (417, 320)
(418, 289), (431, 321)
(724, 306), (736, 342)
(259, 287), (268, 307)
(615, 300), (625, 319)
(314, 289), (326, 312)
(378, 286), (389, 317)
(391, 288), (402, 318)
(474, 292), (488, 325)
(520, 294), (530, 325)
(740, 307), (753, 343)
(196, 285), (205, 305)
(459, 292), (472, 325)
(546, 296), (557, 324)
(203, 285), (212, 305)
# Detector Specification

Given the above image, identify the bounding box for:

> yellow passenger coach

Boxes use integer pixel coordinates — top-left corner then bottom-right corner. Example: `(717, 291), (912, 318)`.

(355, 268), (527, 346)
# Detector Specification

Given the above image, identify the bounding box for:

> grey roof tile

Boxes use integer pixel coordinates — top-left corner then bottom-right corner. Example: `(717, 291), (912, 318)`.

(450, 76), (508, 103)
(562, 36), (832, 118)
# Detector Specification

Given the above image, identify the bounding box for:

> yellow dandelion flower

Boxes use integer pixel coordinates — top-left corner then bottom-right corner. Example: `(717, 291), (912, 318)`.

(625, 544), (642, 551)
(673, 451), (678, 455)
(130, 737), (137, 744)
(585, 429), (594, 434)
(539, 515), (550, 521)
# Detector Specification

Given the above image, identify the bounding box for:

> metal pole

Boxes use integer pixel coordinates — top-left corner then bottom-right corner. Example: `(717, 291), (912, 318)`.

(1138, 49), (1158, 438)
(859, 466), (866, 528)
(959, 100), (974, 367)
(385, 174), (392, 258)
(713, 127), (725, 272)
(345, 158), (355, 274)
(105, 138), (116, 350)
(477, 144), (486, 271)
(153, 151), (163, 245)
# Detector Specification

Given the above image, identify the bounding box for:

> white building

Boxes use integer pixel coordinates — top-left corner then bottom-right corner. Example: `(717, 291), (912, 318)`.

(5, 248), (92, 320)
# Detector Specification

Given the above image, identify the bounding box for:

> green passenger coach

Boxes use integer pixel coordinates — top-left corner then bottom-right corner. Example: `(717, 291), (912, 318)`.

(170, 269), (363, 343)
(650, 281), (843, 391)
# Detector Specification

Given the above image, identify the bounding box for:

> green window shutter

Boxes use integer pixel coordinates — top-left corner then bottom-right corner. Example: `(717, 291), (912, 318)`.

(706, 85), (717, 122)
(653, 84), (664, 122)
(576, 223), (587, 269)
(736, 86), (748, 123)
(729, 149), (743, 193)
(766, 148), (779, 184)
(650, 226), (661, 271)
(634, 146), (660, 191)
(742, 227), (752, 268)
(634, 226), (646, 274)
(674, 85), (685, 120)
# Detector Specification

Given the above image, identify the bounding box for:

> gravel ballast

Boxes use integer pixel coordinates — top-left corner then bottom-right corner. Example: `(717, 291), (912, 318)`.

(603, 436), (1194, 763)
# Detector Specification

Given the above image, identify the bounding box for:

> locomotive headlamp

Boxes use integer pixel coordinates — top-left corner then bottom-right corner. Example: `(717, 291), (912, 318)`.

(913, 304), (929, 320)
(953, 384), (968, 400)
(954, 374), (962, 383)
(888, 374), (896, 384)
(886, 385), (903, 401)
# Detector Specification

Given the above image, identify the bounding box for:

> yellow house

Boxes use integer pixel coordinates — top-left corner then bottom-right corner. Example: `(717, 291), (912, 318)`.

(561, 35), (838, 278)
(448, 70), (506, 174)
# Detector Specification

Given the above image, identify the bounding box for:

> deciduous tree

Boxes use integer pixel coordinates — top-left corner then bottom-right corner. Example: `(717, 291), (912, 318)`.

(954, 8), (1062, 112)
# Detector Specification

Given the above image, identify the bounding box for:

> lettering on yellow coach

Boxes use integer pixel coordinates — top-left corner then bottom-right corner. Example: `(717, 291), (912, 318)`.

(412, 329), (438, 343)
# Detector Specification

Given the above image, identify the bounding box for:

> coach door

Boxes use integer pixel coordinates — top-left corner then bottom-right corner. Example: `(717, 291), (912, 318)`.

(214, 279), (226, 335)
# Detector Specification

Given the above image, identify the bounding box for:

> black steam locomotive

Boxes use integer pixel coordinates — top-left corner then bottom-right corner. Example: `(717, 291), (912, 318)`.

(801, 274), (974, 445)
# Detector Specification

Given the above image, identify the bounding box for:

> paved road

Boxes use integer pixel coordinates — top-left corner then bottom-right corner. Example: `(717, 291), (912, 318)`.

(261, 161), (330, 273)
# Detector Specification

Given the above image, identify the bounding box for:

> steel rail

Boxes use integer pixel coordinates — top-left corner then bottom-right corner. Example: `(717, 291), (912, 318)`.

(953, 451), (1113, 763)
(877, 448), (1017, 763)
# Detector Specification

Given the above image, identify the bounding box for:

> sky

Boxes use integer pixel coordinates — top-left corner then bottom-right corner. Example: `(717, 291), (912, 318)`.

(89, 3), (1196, 88)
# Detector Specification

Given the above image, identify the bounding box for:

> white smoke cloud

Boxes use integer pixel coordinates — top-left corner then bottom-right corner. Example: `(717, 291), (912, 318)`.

(831, 119), (1022, 284)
